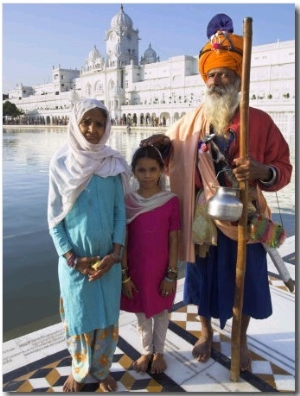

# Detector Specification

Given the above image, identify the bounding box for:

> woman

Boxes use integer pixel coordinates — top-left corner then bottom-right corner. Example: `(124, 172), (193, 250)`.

(48, 98), (130, 392)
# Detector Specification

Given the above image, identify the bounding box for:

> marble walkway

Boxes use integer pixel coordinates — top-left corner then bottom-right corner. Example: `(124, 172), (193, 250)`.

(2, 236), (295, 393)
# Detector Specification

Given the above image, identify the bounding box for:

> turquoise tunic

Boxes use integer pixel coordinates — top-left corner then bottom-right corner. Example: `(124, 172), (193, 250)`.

(49, 174), (126, 336)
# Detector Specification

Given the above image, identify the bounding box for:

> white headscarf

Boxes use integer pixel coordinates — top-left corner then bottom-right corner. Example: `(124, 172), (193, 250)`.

(47, 98), (131, 228)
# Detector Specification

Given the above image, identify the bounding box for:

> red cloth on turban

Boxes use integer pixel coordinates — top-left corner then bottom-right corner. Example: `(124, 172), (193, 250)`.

(199, 31), (243, 82)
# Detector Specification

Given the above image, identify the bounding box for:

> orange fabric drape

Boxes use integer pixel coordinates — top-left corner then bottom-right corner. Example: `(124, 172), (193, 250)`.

(166, 104), (270, 263)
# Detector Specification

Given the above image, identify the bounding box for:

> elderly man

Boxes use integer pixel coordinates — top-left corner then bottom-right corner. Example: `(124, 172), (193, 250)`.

(141, 13), (292, 371)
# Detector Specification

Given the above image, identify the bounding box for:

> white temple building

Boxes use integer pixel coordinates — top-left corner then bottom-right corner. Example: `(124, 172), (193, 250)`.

(5, 5), (295, 136)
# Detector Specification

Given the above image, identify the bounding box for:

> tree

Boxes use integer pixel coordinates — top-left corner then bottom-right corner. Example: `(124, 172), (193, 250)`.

(3, 101), (24, 117)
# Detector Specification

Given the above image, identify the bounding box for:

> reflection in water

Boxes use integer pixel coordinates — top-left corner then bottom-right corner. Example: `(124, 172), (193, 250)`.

(2, 127), (295, 341)
(2, 128), (160, 340)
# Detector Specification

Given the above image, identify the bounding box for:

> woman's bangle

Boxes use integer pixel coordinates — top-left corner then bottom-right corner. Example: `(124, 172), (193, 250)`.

(122, 276), (131, 284)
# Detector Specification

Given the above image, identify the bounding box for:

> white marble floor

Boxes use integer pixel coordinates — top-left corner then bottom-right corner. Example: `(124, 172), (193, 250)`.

(2, 236), (295, 393)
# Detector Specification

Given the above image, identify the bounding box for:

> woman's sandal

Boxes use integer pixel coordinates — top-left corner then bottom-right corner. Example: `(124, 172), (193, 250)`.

(132, 354), (153, 372)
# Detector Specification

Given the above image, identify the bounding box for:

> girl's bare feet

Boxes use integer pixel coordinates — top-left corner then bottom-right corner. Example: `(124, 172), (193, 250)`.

(192, 331), (213, 362)
(132, 354), (152, 372)
(151, 353), (167, 374)
(98, 375), (117, 392)
(63, 374), (84, 392)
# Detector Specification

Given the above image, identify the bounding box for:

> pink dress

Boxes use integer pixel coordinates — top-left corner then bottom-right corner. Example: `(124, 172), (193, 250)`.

(121, 195), (180, 318)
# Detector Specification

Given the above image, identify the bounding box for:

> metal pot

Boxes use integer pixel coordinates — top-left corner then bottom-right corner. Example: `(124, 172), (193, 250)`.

(207, 186), (243, 221)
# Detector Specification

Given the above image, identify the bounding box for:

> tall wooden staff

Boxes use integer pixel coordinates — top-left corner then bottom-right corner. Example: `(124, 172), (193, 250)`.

(230, 17), (253, 382)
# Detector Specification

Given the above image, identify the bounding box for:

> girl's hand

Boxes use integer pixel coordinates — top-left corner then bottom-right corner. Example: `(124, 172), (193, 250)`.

(160, 279), (176, 297)
(88, 254), (116, 281)
(122, 279), (138, 299)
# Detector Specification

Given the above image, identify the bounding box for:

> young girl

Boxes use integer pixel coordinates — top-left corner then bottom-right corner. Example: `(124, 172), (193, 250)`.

(48, 99), (130, 392)
(120, 145), (180, 374)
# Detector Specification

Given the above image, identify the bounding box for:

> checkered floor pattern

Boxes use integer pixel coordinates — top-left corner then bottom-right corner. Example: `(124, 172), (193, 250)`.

(3, 344), (183, 393)
(3, 275), (294, 393)
(169, 300), (295, 393)
(3, 346), (183, 393)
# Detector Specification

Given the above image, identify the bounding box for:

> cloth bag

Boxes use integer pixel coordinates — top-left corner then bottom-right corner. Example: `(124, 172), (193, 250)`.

(248, 214), (286, 248)
(192, 189), (218, 252)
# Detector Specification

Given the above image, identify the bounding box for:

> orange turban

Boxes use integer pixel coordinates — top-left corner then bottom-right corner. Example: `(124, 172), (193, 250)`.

(199, 16), (244, 82)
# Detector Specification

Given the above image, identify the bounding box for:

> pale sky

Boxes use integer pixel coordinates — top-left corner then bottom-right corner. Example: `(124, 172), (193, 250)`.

(1, 1), (296, 94)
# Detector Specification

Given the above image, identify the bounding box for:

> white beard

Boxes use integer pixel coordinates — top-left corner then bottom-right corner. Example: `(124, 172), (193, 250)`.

(203, 81), (240, 135)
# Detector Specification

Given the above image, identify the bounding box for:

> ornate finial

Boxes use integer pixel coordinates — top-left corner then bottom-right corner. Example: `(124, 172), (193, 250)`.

(121, 4), (123, 12)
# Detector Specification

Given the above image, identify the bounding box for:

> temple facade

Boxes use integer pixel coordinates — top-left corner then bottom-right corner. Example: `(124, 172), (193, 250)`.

(4, 5), (295, 136)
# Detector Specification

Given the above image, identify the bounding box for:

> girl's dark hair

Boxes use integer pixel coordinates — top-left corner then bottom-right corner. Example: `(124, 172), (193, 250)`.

(131, 146), (165, 172)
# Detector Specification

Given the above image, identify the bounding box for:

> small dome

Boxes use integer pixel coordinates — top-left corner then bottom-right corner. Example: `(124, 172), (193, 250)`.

(88, 45), (101, 61)
(141, 43), (159, 64)
(111, 5), (133, 31)
(144, 43), (157, 59)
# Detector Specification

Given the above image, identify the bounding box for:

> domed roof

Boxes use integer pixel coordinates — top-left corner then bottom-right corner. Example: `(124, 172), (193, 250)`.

(144, 43), (157, 59)
(111, 5), (133, 31)
(88, 45), (101, 61)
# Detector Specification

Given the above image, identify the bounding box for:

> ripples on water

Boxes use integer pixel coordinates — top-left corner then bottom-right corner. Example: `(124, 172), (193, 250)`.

(2, 127), (295, 340)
